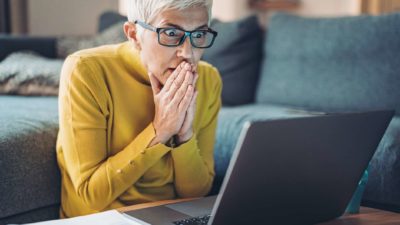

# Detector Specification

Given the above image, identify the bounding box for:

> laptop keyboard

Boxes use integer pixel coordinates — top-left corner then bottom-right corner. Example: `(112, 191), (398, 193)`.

(172, 214), (211, 225)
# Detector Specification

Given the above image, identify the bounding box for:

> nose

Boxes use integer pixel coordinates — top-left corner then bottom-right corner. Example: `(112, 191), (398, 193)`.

(177, 35), (194, 61)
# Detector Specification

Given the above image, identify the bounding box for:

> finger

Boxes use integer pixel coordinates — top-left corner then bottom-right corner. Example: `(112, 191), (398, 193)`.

(193, 90), (198, 104)
(189, 90), (198, 112)
(193, 72), (199, 88)
(163, 63), (183, 92)
(171, 70), (193, 106)
(148, 72), (161, 95)
(179, 111), (191, 134)
(178, 84), (194, 112)
(179, 91), (197, 133)
(191, 63), (197, 73)
(168, 62), (192, 95)
(164, 61), (189, 92)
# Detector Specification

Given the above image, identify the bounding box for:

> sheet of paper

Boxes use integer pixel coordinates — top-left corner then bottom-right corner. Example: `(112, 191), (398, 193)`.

(24, 210), (148, 225)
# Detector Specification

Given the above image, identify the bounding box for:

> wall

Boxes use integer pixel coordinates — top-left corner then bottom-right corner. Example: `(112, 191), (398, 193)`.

(212, 0), (362, 22)
(10, 0), (28, 34)
(28, 0), (118, 36)
(212, 0), (253, 21)
(26, 0), (361, 36)
(296, 0), (361, 17)
(118, 0), (254, 22)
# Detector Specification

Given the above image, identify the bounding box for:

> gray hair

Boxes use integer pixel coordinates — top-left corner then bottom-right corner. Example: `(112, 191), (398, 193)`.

(127, 0), (213, 25)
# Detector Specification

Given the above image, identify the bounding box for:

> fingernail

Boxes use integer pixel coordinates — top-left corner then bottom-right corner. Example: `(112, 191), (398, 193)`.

(185, 63), (191, 70)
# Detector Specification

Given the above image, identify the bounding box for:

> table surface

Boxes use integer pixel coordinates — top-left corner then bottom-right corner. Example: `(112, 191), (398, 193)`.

(117, 198), (400, 225)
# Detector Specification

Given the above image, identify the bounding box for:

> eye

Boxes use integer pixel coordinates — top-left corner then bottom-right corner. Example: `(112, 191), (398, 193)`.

(164, 29), (178, 37)
(193, 31), (207, 38)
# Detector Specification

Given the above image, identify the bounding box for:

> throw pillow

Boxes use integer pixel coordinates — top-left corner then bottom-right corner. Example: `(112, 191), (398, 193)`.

(57, 21), (126, 58)
(0, 51), (63, 95)
(98, 11), (127, 33)
(202, 15), (264, 106)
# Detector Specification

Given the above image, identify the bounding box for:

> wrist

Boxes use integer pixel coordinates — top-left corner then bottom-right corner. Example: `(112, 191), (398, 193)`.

(177, 131), (193, 145)
(148, 134), (170, 147)
(155, 133), (170, 144)
(150, 126), (171, 147)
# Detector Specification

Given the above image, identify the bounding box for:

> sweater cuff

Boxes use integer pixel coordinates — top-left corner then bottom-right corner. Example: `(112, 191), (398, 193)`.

(170, 134), (198, 160)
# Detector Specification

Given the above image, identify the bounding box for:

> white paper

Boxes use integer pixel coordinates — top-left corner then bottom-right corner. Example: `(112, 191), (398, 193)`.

(24, 210), (148, 225)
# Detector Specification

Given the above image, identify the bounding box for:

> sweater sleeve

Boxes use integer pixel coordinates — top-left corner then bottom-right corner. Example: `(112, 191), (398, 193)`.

(58, 55), (171, 211)
(171, 67), (222, 198)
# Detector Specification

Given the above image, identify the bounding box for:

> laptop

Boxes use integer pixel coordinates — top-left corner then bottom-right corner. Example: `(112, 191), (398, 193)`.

(124, 110), (394, 225)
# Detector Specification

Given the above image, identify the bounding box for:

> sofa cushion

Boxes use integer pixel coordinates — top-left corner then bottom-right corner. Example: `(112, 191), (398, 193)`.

(256, 13), (400, 113)
(57, 21), (126, 58)
(0, 204), (59, 224)
(0, 52), (62, 96)
(202, 16), (264, 106)
(0, 96), (60, 220)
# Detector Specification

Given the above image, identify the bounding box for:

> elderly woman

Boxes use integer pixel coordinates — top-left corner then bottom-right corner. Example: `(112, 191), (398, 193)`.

(56, 0), (221, 218)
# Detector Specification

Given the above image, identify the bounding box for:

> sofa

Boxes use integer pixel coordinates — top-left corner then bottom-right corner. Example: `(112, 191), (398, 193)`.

(1, 11), (400, 224)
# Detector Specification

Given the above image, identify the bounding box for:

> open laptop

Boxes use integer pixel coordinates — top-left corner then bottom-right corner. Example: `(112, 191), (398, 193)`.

(124, 110), (394, 225)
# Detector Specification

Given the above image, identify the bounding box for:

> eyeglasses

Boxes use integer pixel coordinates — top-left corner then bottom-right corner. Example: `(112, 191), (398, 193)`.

(134, 20), (218, 49)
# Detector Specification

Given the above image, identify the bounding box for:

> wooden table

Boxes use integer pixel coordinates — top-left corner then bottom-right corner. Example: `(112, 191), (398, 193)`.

(118, 199), (400, 225)
(319, 207), (400, 225)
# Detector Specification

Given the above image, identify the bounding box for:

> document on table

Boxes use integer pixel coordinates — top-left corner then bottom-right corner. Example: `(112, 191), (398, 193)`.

(23, 210), (149, 225)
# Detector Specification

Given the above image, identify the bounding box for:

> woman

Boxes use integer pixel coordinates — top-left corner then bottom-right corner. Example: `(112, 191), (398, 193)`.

(56, 0), (221, 218)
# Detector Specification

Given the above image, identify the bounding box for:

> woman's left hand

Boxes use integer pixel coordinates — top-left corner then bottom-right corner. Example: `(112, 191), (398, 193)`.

(176, 72), (199, 144)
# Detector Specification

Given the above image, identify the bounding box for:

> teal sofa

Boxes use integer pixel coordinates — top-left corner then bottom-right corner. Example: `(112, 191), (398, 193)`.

(1, 12), (400, 224)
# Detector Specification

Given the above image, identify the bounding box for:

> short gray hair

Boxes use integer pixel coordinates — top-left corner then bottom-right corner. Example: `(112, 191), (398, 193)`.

(127, 0), (213, 25)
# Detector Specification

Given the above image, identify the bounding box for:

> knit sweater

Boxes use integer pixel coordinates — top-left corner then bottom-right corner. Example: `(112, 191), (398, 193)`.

(56, 41), (222, 218)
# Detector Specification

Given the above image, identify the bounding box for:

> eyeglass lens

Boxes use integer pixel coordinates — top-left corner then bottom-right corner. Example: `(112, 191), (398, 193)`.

(158, 28), (214, 47)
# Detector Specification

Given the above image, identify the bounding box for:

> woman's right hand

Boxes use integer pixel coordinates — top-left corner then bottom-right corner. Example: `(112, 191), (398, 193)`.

(148, 62), (195, 146)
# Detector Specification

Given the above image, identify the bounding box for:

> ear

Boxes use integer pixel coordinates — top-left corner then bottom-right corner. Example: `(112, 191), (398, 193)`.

(123, 21), (141, 51)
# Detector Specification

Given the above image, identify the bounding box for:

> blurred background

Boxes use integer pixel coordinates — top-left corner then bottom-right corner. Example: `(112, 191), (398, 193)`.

(1, 0), (400, 36)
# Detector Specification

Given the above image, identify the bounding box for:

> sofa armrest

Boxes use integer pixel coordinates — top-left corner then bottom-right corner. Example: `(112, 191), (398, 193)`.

(0, 96), (60, 223)
(0, 35), (57, 61)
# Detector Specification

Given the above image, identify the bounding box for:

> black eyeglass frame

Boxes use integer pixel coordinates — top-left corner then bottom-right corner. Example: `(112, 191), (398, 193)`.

(134, 20), (218, 49)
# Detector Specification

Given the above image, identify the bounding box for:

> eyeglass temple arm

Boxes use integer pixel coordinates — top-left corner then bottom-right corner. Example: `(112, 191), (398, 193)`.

(134, 20), (157, 32)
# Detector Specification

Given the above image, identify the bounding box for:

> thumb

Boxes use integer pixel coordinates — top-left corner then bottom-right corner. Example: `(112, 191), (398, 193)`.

(193, 72), (199, 87)
(148, 72), (161, 94)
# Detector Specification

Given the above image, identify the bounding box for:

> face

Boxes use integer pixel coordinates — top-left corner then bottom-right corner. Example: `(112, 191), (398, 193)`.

(124, 6), (209, 85)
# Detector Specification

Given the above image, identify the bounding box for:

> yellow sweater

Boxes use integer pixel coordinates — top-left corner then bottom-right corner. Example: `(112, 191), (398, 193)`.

(56, 42), (222, 218)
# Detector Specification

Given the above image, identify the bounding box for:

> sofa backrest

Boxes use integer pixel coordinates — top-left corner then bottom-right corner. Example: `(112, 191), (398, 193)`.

(0, 36), (57, 62)
(256, 13), (400, 114)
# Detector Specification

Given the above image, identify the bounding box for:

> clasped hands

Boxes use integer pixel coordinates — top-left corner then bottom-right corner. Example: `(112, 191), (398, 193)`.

(149, 61), (199, 147)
